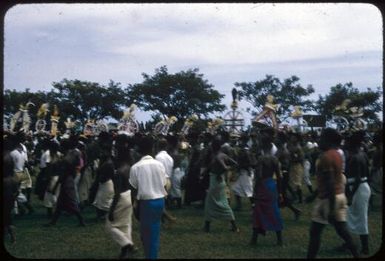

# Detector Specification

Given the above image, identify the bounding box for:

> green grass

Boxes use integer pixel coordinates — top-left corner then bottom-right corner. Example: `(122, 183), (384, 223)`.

(4, 188), (383, 259)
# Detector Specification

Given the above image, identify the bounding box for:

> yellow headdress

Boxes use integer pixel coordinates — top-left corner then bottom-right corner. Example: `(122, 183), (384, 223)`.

(37, 103), (50, 119)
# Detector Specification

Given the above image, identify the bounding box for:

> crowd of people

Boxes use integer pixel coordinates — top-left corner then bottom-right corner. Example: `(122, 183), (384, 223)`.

(3, 124), (383, 259)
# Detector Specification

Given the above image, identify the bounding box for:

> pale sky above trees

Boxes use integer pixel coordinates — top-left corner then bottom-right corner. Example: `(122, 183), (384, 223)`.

(4, 3), (383, 123)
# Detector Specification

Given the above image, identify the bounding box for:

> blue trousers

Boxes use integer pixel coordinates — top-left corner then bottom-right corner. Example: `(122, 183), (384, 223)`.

(140, 198), (165, 259)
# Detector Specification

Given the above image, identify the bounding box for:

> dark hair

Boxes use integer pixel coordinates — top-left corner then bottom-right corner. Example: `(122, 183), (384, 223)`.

(346, 130), (366, 149)
(114, 134), (132, 163)
(276, 131), (288, 144)
(157, 138), (168, 151)
(211, 136), (222, 152)
(138, 135), (154, 155)
(68, 134), (79, 149)
(49, 140), (60, 154)
(320, 128), (341, 149)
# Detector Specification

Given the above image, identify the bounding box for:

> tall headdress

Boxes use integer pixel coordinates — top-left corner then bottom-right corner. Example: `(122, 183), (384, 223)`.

(83, 119), (95, 136)
(253, 94), (279, 129)
(118, 103), (139, 136)
(64, 117), (75, 133)
(50, 105), (60, 136)
(35, 103), (49, 133)
(181, 114), (198, 135)
(330, 99), (366, 132)
(95, 120), (109, 135)
(154, 115), (178, 136)
(207, 117), (224, 135)
(291, 105), (307, 132)
(10, 102), (35, 133)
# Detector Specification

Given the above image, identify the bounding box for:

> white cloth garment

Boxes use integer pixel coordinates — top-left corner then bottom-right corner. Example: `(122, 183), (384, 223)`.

(129, 155), (167, 200)
(78, 165), (94, 203)
(40, 150), (51, 168)
(155, 151), (174, 178)
(303, 160), (312, 186)
(43, 175), (61, 208)
(231, 169), (254, 197)
(347, 181), (371, 235)
(170, 167), (185, 198)
(93, 180), (115, 211)
(10, 144), (28, 172)
(105, 190), (133, 247)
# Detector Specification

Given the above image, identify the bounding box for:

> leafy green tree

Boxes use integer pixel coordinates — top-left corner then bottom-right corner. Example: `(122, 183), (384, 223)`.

(125, 66), (226, 128)
(3, 88), (53, 122)
(235, 75), (315, 122)
(50, 79), (128, 122)
(316, 82), (383, 124)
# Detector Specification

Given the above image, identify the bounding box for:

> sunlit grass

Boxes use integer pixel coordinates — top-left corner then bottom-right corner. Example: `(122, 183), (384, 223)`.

(4, 185), (382, 259)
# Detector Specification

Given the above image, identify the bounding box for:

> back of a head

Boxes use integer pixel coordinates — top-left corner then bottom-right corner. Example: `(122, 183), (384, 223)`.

(49, 139), (60, 154)
(68, 134), (79, 150)
(139, 135), (154, 155)
(346, 130), (366, 150)
(211, 136), (223, 152)
(320, 128), (341, 150)
(157, 138), (168, 151)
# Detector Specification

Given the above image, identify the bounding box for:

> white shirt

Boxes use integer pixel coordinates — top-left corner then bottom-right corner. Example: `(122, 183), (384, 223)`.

(40, 150), (51, 168)
(270, 143), (278, 156)
(129, 155), (167, 200)
(337, 148), (346, 173)
(10, 144), (28, 172)
(155, 150), (174, 179)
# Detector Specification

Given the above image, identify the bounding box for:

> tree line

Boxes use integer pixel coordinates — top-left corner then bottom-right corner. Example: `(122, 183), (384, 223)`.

(3, 65), (383, 130)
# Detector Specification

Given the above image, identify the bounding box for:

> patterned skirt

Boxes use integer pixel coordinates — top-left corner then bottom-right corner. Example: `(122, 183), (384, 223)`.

(252, 177), (283, 234)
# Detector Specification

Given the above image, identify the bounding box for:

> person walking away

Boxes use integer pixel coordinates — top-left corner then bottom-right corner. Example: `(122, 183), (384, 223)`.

(275, 131), (302, 220)
(44, 142), (86, 227)
(250, 128), (283, 246)
(155, 138), (177, 225)
(306, 128), (359, 258)
(93, 139), (115, 220)
(342, 131), (371, 255)
(129, 135), (167, 259)
(203, 136), (240, 233)
(287, 132), (305, 204)
(232, 132), (255, 211)
(106, 134), (137, 259)
(10, 131), (34, 215)
(3, 151), (19, 244)
(43, 140), (62, 217)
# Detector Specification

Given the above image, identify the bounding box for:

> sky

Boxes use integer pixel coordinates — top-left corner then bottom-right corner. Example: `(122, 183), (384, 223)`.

(3, 3), (383, 124)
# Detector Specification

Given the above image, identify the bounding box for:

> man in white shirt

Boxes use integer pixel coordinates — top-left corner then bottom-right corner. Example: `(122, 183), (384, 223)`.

(129, 135), (167, 259)
(155, 138), (174, 191)
(10, 132), (34, 214)
(155, 138), (177, 225)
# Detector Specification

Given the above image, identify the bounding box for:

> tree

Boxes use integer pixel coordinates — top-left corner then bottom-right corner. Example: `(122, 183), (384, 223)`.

(315, 82), (383, 124)
(3, 88), (53, 123)
(50, 79), (128, 122)
(235, 75), (315, 122)
(125, 66), (226, 127)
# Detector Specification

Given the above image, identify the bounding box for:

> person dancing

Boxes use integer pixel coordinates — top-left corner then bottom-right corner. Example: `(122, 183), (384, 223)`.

(250, 128), (283, 246)
(306, 128), (359, 258)
(203, 136), (239, 233)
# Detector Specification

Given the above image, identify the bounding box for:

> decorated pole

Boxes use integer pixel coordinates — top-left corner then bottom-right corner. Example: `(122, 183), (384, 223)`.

(50, 105), (60, 137)
(223, 88), (244, 134)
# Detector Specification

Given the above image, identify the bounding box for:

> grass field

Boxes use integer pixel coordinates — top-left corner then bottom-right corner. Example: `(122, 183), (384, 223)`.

(4, 187), (383, 259)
